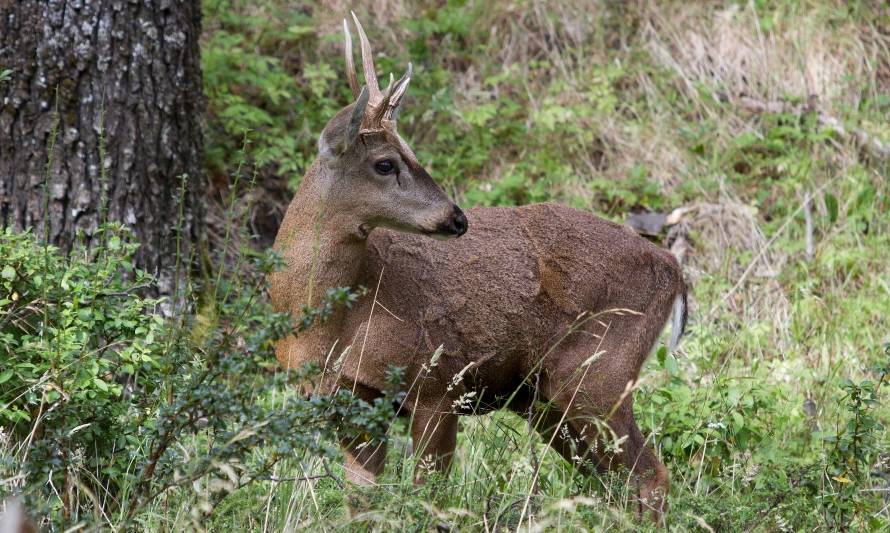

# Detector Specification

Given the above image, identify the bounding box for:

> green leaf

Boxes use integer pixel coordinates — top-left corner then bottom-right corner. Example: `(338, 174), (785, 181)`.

(854, 185), (876, 214)
(731, 411), (744, 430)
(1, 265), (15, 281)
(664, 353), (680, 377)
(656, 345), (667, 367)
(0, 369), (13, 384)
(824, 192), (838, 223)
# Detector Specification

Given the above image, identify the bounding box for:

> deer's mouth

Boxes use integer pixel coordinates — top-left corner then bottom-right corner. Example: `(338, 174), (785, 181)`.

(423, 230), (459, 241)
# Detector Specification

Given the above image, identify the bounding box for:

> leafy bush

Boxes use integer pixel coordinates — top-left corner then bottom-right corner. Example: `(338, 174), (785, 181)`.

(0, 225), (398, 529)
(0, 226), (165, 498)
(202, 0), (341, 188)
(641, 349), (791, 480)
(819, 373), (888, 529)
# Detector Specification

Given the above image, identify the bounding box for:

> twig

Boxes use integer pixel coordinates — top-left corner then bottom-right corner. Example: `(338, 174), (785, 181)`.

(256, 474), (331, 483)
(804, 191), (814, 261)
(322, 458), (344, 490)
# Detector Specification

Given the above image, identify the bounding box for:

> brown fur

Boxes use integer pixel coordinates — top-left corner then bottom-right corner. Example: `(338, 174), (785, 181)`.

(270, 16), (686, 522)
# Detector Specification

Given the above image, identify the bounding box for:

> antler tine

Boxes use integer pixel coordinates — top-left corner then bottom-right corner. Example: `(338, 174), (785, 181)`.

(379, 63), (412, 121)
(342, 19), (359, 99)
(371, 67), (410, 124)
(350, 11), (380, 98)
(389, 62), (412, 109)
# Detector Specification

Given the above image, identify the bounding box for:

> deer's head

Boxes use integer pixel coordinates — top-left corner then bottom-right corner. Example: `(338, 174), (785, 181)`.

(316, 13), (467, 239)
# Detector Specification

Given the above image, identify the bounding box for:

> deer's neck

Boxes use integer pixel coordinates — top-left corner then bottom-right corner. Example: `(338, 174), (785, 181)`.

(271, 161), (369, 368)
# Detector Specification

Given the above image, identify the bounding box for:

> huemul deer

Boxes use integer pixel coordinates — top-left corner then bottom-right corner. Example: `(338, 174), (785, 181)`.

(270, 14), (687, 520)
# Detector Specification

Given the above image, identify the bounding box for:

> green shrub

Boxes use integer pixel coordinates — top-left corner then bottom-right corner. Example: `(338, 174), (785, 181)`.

(0, 226), (165, 518)
(202, 0), (341, 188)
(641, 350), (791, 481)
(0, 225), (399, 529)
(0, 226), (161, 440)
(819, 373), (888, 529)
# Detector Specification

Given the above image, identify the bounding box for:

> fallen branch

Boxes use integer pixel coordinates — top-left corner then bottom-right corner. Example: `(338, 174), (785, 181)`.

(257, 474), (331, 483)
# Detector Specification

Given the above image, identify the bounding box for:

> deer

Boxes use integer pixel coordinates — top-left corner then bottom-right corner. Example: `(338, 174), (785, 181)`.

(269, 13), (688, 521)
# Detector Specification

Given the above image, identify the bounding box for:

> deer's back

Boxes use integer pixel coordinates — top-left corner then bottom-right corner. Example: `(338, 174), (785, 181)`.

(355, 203), (681, 396)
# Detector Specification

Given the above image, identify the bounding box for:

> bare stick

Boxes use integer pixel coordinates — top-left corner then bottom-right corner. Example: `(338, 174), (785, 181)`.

(804, 191), (814, 261)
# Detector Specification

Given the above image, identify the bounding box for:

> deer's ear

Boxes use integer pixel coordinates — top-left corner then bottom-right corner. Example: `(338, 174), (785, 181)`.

(344, 86), (369, 150)
(319, 86), (369, 160)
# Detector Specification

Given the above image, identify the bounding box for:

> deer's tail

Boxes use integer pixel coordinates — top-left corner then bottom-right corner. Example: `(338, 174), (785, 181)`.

(668, 285), (688, 353)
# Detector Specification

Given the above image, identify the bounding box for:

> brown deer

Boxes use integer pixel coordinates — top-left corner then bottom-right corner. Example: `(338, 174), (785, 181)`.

(269, 14), (687, 520)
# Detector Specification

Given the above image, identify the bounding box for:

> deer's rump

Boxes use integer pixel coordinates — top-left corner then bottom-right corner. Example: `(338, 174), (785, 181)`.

(355, 202), (683, 399)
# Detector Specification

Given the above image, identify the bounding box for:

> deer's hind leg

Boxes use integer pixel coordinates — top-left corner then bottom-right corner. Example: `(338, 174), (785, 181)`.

(340, 433), (388, 517)
(541, 319), (671, 521)
(597, 398), (669, 521)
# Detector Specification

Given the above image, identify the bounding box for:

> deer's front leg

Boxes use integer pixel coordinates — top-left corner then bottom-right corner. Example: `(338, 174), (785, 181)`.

(411, 408), (458, 482)
(341, 434), (387, 486)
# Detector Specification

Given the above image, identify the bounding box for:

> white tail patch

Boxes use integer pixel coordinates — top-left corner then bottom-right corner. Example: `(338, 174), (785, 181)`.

(668, 293), (686, 353)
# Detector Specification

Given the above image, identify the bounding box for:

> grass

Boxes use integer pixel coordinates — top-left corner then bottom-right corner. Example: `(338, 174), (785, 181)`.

(3, 0), (889, 531)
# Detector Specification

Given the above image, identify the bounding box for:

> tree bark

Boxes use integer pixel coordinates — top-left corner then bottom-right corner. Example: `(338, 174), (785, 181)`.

(0, 0), (204, 292)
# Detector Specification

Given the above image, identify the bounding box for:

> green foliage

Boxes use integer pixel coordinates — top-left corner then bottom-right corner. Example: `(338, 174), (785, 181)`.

(0, 69), (11, 83)
(0, 226), (165, 522)
(819, 373), (888, 528)
(722, 111), (832, 212)
(0, 224), (162, 449)
(643, 353), (787, 479)
(202, 0), (341, 187)
(0, 226), (397, 529)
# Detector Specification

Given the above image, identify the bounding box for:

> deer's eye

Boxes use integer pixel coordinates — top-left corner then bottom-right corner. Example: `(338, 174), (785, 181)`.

(373, 159), (396, 175)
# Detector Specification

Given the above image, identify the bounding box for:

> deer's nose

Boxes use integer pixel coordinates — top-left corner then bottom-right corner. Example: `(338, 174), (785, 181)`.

(451, 205), (468, 236)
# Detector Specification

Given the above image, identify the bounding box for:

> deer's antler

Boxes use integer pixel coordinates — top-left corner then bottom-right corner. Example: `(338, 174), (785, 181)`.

(343, 12), (412, 130)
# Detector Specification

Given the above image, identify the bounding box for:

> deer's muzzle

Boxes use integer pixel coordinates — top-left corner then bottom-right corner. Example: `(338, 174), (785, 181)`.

(436, 205), (468, 237)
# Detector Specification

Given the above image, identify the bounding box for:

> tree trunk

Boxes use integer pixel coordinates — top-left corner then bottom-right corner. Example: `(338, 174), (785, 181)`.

(0, 0), (204, 293)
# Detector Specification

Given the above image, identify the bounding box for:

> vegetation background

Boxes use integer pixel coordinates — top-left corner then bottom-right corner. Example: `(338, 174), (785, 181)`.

(1, 0), (889, 531)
